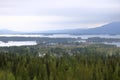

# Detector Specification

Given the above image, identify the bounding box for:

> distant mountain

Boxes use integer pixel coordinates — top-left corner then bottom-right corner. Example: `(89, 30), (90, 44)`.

(84, 22), (120, 34)
(0, 22), (120, 35)
(0, 29), (18, 34)
(41, 22), (120, 35)
(39, 29), (86, 34)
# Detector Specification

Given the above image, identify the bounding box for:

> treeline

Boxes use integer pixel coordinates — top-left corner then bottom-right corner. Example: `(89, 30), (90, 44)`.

(0, 46), (120, 80)
(87, 37), (120, 42)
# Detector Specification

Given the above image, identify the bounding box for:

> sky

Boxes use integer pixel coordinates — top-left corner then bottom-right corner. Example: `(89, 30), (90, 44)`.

(0, 0), (120, 32)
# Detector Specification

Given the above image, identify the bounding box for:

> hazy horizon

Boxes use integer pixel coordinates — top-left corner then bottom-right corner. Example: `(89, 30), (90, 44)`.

(0, 23), (108, 32)
(0, 0), (120, 32)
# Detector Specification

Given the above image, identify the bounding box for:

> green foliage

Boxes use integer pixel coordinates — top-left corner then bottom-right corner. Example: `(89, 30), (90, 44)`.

(0, 46), (120, 80)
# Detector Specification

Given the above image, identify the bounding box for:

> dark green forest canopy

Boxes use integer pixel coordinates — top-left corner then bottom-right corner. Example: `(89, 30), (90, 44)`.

(0, 45), (120, 80)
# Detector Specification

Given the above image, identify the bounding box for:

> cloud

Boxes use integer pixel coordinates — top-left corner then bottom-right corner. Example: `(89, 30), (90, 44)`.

(0, 0), (120, 31)
(0, 16), (107, 31)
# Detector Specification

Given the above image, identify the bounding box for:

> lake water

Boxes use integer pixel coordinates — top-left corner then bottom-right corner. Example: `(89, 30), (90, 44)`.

(0, 41), (37, 47)
(103, 42), (120, 47)
(0, 34), (120, 39)
(0, 34), (120, 47)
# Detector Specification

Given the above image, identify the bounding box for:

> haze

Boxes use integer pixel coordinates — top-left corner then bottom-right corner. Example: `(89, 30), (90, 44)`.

(0, 0), (120, 32)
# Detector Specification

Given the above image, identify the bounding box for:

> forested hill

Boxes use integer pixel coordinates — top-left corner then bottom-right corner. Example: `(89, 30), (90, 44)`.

(0, 45), (120, 80)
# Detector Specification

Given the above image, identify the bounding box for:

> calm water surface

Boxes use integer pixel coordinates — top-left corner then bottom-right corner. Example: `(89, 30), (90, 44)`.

(0, 41), (37, 47)
(0, 34), (120, 47)
(103, 42), (120, 47)
(0, 34), (120, 39)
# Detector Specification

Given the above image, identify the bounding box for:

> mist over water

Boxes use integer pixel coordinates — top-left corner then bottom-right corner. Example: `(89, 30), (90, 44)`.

(103, 42), (120, 47)
(0, 41), (37, 47)
(0, 34), (120, 47)
(0, 34), (120, 39)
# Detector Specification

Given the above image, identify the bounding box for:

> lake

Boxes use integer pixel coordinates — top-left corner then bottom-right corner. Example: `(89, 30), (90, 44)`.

(103, 42), (120, 47)
(0, 34), (120, 39)
(0, 41), (37, 47)
(0, 34), (120, 47)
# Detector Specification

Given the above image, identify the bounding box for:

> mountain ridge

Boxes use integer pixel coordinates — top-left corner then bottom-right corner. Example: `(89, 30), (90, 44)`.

(40, 22), (120, 34)
(0, 22), (120, 34)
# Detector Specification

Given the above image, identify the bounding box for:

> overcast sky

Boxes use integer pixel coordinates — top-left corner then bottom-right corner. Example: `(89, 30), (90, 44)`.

(0, 0), (120, 32)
